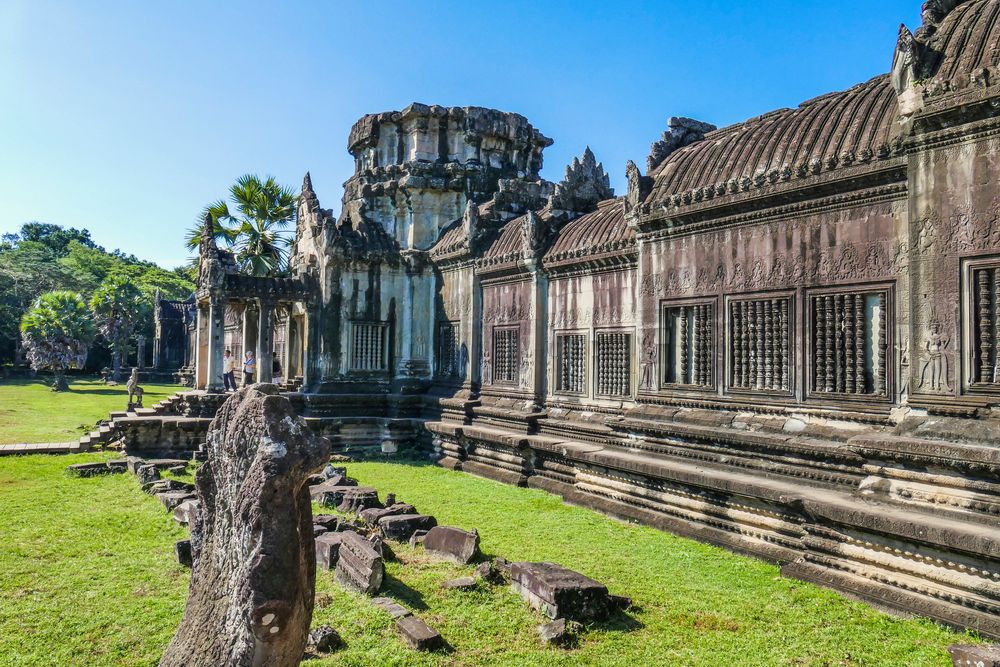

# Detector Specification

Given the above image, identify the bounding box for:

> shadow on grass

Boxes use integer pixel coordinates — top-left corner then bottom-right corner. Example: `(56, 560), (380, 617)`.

(381, 573), (429, 611)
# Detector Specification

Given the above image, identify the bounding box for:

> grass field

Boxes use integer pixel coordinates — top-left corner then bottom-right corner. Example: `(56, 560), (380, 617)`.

(0, 377), (185, 444)
(0, 453), (977, 666)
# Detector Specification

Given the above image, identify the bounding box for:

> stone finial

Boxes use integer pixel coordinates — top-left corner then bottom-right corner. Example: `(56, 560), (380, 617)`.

(159, 385), (331, 667)
(550, 147), (614, 214)
(624, 160), (652, 216)
(646, 117), (717, 173)
(520, 210), (546, 254)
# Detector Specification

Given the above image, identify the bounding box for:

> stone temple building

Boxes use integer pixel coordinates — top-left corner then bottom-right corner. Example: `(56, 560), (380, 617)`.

(127, 0), (1000, 638)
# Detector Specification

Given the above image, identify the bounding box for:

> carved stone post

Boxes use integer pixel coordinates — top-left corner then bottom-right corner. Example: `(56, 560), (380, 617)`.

(303, 307), (320, 390)
(258, 299), (275, 384)
(159, 385), (331, 667)
(283, 305), (294, 383)
(206, 297), (226, 393)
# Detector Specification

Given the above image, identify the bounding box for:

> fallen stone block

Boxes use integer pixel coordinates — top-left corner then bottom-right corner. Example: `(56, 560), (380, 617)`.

(359, 503), (417, 527)
(337, 487), (383, 514)
(511, 562), (611, 622)
(423, 526), (480, 564)
(441, 576), (477, 590)
(334, 531), (384, 595)
(949, 644), (1000, 667)
(166, 464), (188, 476)
(308, 625), (344, 654)
(395, 616), (443, 651)
(372, 597), (412, 619)
(172, 499), (200, 526)
(313, 514), (340, 531)
(143, 478), (194, 495)
(175, 539), (192, 567)
(66, 461), (126, 477)
(378, 514), (437, 542)
(609, 594), (633, 611)
(157, 490), (197, 512)
(126, 456), (145, 474)
(315, 532), (344, 571)
(136, 463), (161, 486)
(313, 525), (329, 538)
(310, 482), (375, 509)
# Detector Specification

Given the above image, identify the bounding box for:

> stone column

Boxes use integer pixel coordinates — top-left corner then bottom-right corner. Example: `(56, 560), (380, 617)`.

(283, 305), (294, 382)
(137, 335), (146, 370)
(206, 297), (226, 393)
(527, 260), (548, 407)
(195, 303), (206, 389)
(257, 299), (275, 384)
(303, 307), (320, 390)
(152, 335), (161, 370)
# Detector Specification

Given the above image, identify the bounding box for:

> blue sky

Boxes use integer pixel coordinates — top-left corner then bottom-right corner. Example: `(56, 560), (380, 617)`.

(1, 1), (920, 268)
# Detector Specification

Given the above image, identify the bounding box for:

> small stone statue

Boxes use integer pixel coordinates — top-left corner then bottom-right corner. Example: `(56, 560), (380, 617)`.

(918, 323), (952, 392)
(126, 368), (144, 409)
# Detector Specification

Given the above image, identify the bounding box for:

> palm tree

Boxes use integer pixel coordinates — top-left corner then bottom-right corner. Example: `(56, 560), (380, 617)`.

(90, 273), (147, 383)
(184, 174), (297, 277)
(20, 291), (96, 391)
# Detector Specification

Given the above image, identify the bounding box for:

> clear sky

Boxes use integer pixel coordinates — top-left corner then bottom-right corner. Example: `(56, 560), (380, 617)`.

(1, 0), (921, 268)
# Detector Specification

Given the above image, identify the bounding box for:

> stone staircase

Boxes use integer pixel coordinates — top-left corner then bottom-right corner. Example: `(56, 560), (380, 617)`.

(77, 392), (190, 452)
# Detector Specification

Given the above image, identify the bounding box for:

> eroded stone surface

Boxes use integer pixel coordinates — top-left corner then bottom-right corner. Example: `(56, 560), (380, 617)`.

(359, 503), (417, 527)
(315, 532), (343, 571)
(159, 385), (330, 667)
(372, 597), (412, 619)
(949, 644), (1000, 667)
(337, 487), (383, 514)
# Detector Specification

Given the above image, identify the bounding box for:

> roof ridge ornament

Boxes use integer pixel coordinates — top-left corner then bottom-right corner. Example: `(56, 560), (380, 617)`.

(646, 117), (717, 173)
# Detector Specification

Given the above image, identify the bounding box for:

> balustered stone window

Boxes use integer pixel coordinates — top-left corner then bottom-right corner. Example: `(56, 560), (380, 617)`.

(809, 290), (887, 396)
(661, 302), (714, 387)
(729, 296), (790, 392)
(555, 333), (587, 394)
(596, 332), (632, 397)
(436, 321), (459, 377)
(351, 321), (388, 372)
(492, 326), (519, 384)
(970, 262), (1000, 387)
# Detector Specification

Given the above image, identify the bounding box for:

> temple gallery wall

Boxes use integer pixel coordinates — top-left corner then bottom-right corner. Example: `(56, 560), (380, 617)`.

(128, 0), (1000, 639)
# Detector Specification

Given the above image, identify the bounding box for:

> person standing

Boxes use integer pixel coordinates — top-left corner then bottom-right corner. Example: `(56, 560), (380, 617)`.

(243, 350), (256, 387)
(223, 349), (237, 392)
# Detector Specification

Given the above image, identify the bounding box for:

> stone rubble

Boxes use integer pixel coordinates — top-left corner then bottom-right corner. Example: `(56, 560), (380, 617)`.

(394, 616), (443, 652)
(378, 514), (437, 542)
(307, 625), (344, 654)
(334, 530), (384, 595)
(510, 562), (613, 623)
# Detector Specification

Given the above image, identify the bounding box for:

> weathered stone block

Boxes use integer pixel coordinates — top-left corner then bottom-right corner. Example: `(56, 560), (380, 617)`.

(315, 532), (343, 571)
(309, 481), (370, 508)
(67, 461), (126, 477)
(395, 616), (443, 651)
(538, 618), (576, 646)
(372, 597), (411, 619)
(378, 514), (437, 542)
(308, 625), (343, 654)
(136, 463), (161, 486)
(337, 487), (383, 514)
(172, 499), (200, 526)
(368, 535), (396, 562)
(441, 576), (477, 590)
(334, 531), (383, 595)
(949, 644), (1000, 667)
(423, 526), (480, 564)
(510, 562), (611, 622)
(175, 539), (192, 567)
(408, 530), (429, 549)
(359, 503), (417, 526)
(157, 490), (196, 512)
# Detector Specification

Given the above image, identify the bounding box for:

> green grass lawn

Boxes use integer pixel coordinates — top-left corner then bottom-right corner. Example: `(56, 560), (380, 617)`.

(0, 453), (977, 666)
(0, 377), (185, 444)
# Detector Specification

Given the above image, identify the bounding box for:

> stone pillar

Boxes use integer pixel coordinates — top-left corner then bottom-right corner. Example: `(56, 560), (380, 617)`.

(283, 305), (294, 382)
(399, 270), (414, 372)
(195, 303), (208, 389)
(528, 260), (548, 408)
(152, 336), (161, 370)
(257, 299), (275, 384)
(137, 335), (146, 370)
(303, 307), (320, 390)
(206, 297), (226, 393)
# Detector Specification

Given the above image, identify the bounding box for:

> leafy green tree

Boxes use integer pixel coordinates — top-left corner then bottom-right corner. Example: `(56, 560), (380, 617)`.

(20, 291), (96, 391)
(185, 174), (297, 276)
(3, 222), (99, 257)
(90, 274), (148, 382)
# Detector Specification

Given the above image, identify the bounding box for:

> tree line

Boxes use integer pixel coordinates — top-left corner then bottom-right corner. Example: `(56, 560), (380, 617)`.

(6, 174), (298, 390)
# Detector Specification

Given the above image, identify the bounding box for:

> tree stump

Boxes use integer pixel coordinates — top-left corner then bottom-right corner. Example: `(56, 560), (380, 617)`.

(159, 384), (330, 667)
